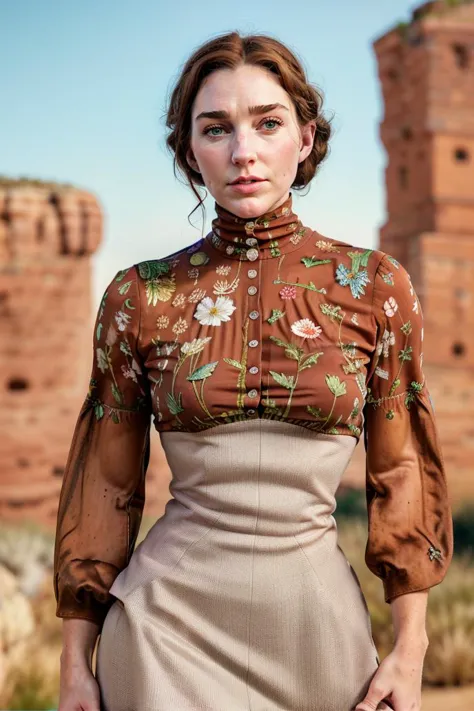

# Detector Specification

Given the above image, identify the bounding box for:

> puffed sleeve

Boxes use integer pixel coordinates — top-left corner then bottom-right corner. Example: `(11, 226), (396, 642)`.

(363, 253), (454, 603)
(53, 264), (152, 627)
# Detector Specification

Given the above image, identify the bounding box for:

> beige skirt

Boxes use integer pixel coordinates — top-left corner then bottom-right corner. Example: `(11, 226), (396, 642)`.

(96, 420), (380, 711)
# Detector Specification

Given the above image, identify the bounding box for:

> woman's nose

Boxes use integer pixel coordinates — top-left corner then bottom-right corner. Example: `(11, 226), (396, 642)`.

(231, 132), (257, 165)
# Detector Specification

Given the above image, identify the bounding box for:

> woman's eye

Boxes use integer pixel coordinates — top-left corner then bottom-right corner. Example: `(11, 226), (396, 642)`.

(262, 118), (282, 130)
(204, 125), (225, 136)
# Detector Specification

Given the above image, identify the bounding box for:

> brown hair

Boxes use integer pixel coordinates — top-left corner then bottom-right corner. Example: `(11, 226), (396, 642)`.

(165, 31), (333, 217)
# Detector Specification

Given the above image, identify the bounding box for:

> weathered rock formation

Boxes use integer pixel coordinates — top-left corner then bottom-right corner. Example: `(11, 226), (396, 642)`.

(0, 178), (171, 527)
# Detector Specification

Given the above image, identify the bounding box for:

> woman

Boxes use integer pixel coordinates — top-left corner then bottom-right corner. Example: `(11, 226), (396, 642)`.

(54, 31), (453, 711)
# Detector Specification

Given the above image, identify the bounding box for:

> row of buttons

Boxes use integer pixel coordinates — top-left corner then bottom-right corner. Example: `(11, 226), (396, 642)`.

(247, 261), (260, 413)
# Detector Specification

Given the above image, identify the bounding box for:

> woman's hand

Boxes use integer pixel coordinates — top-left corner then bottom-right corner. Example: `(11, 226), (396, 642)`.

(58, 653), (101, 711)
(354, 637), (428, 711)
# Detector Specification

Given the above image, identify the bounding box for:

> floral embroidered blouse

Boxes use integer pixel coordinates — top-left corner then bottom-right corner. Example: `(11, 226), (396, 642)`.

(53, 192), (453, 626)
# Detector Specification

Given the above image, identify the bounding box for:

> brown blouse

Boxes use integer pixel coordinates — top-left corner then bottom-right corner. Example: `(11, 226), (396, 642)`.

(53, 192), (454, 627)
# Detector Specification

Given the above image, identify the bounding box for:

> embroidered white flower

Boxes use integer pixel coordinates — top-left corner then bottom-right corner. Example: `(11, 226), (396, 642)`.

(383, 297), (398, 318)
(290, 318), (322, 339)
(157, 359), (168, 371)
(216, 264), (231, 276)
(115, 310), (132, 331)
(194, 296), (237, 326)
(351, 313), (359, 325)
(413, 299), (419, 314)
(375, 366), (389, 380)
(376, 329), (395, 358)
(121, 364), (138, 382)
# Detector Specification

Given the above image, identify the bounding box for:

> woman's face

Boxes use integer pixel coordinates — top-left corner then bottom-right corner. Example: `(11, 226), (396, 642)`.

(186, 64), (316, 218)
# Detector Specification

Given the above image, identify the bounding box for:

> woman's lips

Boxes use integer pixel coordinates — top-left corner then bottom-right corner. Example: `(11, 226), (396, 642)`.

(228, 179), (267, 194)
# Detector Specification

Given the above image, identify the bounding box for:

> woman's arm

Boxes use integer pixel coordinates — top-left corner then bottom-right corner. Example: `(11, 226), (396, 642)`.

(61, 618), (100, 670)
(357, 253), (453, 710)
(391, 589), (429, 649)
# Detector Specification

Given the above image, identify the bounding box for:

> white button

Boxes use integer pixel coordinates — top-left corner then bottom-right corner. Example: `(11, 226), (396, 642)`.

(248, 269), (257, 278)
(248, 389), (258, 398)
(226, 245), (234, 255)
(247, 408), (256, 415)
(246, 237), (258, 246)
(249, 339), (259, 347)
(249, 366), (259, 374)
(246, 248), (259, 261)
(249, 310), (259, 319)
(247, 285), (257, 296)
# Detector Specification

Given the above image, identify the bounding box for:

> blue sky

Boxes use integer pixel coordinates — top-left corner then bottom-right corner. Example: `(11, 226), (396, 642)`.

(0, 0), (420, 305)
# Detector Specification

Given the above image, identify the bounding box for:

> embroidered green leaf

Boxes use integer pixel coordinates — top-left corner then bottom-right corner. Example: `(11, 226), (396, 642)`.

(118, 280), (133, 295)
(94, 403), (104, 420)
(307, 405), (323, 418)
(138, 260), (170, 280)
(301, 256), (332, 268)
(405, 380), (424, 409)
(285, 344), (304, 361)
(382, 272), (394, 286)
(111, 383), (124, 405)
(401, 321), (412, 336)
(386, 410), (395, 420)
(96, 322), (103, 341)
(343, 361), (360, 374)
(347, 249), (373, 273)
(350, 399), (360, 419)
(399, 346), (413, 362)
(98, 293), (108, 319)
(389, 378), (401, 396)
(120, 340), (133, 357)
(167, 391), (184, 415)
(111, 411), (120, 424)
(223, 357), (243, 371)
(348, 424), (361, 437)
(355, 373), (367, 396)
(300, 352), (324, 370)
(319, 303), (343, 322)
(115, 269), (129, 282)
(269, 371), (295, 390)
(187, 361), (219, 381)
(124, 298), (135, 310)
(267, 309), (285, 324)
(326, 374), (347, 397)
(269, 335), (288, 349)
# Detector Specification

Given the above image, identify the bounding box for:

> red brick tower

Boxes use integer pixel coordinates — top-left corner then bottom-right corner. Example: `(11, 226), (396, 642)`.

(372, 0), (474, 499)
(0, 179), (103, 524)
(0, 178), (172, 528)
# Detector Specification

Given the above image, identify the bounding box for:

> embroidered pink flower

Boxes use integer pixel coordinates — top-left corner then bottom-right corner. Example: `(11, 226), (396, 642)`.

(279, 285), (297, 300)
(121, 365), (138, 382)
(383, 297), (398, 317)
(291, 319), (322, 339)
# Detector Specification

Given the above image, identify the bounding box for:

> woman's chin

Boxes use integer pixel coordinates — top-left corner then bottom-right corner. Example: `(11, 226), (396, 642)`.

(218, 190), (286, 219)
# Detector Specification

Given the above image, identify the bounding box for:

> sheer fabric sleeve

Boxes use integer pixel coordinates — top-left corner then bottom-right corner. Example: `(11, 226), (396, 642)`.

(53, 264), (152, 627)
(363, 253), (454, 603)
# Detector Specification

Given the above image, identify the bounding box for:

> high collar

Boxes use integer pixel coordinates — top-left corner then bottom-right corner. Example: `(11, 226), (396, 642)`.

(205, 192), (312, 261)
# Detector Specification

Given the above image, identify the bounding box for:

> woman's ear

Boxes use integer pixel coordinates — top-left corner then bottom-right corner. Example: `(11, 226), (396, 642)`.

(186, 147), (200, 173)
(298, 121), (316, 164)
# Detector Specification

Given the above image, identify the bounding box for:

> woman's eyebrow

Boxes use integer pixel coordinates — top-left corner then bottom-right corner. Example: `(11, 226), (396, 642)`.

(195, 103), (289, 120)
